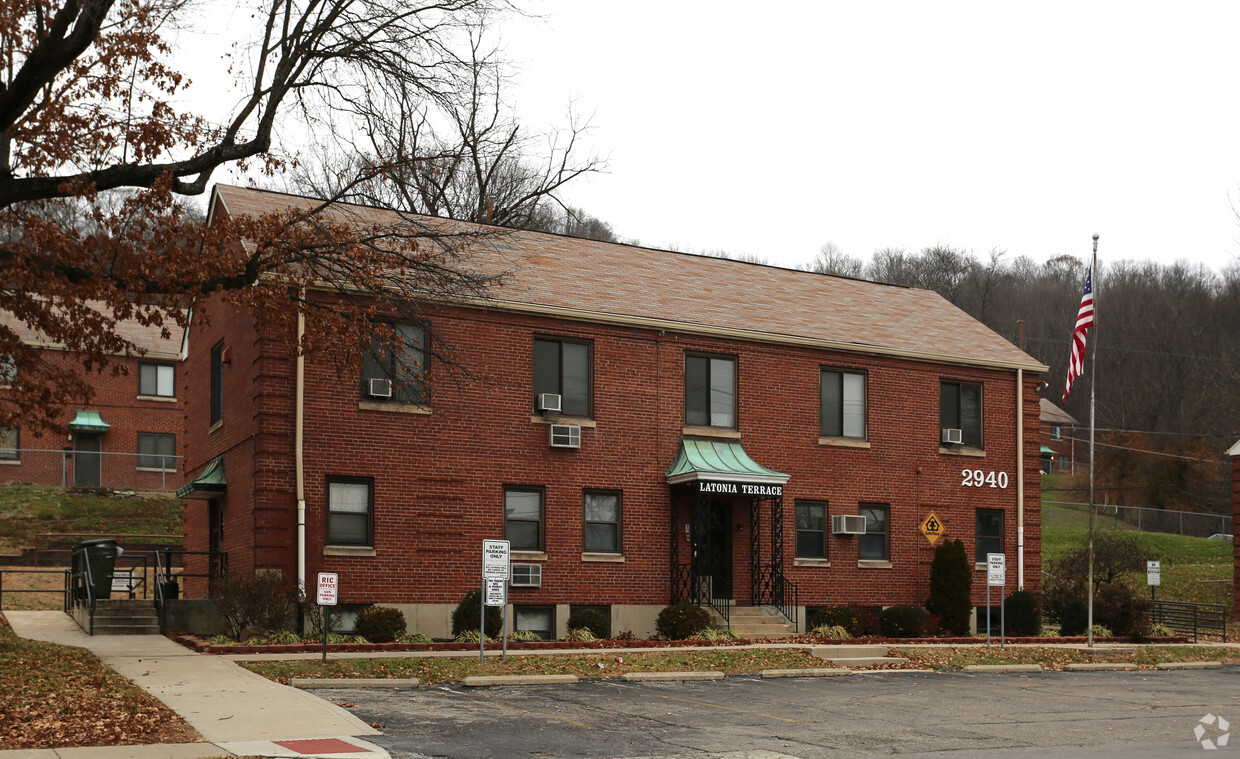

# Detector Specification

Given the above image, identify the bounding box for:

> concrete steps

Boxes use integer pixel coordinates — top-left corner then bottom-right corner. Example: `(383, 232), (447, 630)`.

(88, 599), (160, 635)
(804, 643), (909, 667)
(710, 606), (796, 639)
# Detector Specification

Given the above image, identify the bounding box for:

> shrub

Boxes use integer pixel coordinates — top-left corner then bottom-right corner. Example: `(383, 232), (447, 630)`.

(355, 606), (407, 643)
(809, 606), (866, 638)
(655, 603), (712, 640)
(451, 589), (503, 638)
(454, 630), (493, 643)
(1091, 624), (1113, 638)
(810, 624), (850, 639)
(566, 608), (611, 639)
(215, 570), (299, 637)
(691, 628), (738, 641)
(561, 628), (597, 642)
(508, 629), (542, 642)
(1093, 582), (1151, 638)
(878, 605), (927, 638)
(613, 629), (637, 642)
(268, 630), (302, 645)
(1004, 590), (1042, 636)
(398, 632), (433, 644)
(925, 539), (972, 636)
(1059, 598), (1088, 636)
(1149, 623), (1175, 638)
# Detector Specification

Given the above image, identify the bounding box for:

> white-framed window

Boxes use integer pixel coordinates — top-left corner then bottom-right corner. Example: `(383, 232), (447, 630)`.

(139, 363), (175, 397)
(327, 477), (373, 547)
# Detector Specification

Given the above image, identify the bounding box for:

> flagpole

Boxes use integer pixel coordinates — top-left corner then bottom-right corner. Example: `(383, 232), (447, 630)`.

(1086, 233), (1099, 648)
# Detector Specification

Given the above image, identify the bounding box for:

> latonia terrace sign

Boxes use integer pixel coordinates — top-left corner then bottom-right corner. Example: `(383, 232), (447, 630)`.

(697, 480), (783, 497)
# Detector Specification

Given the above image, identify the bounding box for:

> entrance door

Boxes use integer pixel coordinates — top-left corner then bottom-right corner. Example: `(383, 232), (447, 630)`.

(73, 434), (101, 488)
(693, 502), (732, 600)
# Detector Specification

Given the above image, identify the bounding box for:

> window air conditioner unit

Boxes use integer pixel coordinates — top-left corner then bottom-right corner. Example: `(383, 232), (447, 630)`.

(941, 428), (963, 445)
(368, 378), (393, 398)
(511, 563), (542, 587)
(538, 393), (562, 413)
(832, 514), (868, 535)
(549, 424), (581, 449)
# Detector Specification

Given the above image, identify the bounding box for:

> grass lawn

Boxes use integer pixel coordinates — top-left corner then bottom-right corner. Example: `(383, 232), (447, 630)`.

(242, 648), (834, 685)
(0, 485), (182, 556)
(0, 613), (199, 750)
(891, 645), (1240, 670)
(1041, 526), (1233, 605)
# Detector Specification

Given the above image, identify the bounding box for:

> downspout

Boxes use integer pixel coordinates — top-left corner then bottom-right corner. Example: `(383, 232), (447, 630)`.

(296, 308), (307, 596)
(1016, 368), (1024, 589)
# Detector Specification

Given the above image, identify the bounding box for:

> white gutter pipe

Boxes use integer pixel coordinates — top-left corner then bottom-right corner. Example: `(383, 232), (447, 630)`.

(296, 309), (306, 595)
(1016, 368), (1025, 590)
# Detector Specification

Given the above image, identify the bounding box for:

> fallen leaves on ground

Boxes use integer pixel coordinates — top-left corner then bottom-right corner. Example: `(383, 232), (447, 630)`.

(0, 613), (201, 750)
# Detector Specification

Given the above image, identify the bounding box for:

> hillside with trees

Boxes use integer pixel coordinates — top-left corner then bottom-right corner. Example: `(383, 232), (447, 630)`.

(806, 244), (1239, 519)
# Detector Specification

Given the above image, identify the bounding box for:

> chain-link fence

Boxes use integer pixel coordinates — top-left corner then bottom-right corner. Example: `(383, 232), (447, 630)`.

(1042, 500), (1233, 539)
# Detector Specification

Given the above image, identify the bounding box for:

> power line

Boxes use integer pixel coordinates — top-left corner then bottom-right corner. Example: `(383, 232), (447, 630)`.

(1059, 434), (1221, 463)
(1042, 479), (1230, 492)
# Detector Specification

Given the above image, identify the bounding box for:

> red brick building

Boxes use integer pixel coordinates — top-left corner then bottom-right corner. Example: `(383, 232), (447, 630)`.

(1038, 398), (1079, 475)
(0, 312), (185, 491)
(179, 185), (1048, 638)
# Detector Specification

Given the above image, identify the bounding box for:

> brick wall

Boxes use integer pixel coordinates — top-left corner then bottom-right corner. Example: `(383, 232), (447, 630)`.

(182, 295), (1044, 621)
(2, 349), (184, 491)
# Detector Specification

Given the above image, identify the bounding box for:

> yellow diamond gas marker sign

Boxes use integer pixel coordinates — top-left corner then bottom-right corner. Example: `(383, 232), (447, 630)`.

(920, 511), (945, 545)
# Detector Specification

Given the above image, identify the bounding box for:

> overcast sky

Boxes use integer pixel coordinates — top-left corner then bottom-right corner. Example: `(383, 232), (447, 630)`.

(495, 1), (1240, 272)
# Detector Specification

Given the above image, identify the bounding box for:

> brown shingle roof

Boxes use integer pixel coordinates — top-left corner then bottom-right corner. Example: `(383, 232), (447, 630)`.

(1039, 398), (1079, 426)
(1, 303), (185, 360)
(212, 184), (1047, 372)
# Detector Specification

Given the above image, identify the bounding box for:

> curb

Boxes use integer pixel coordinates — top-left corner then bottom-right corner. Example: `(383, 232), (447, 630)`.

(1155, 661), (1223, 670)
(462, 674), (579, 686)
(292, 678), (421, 689)
(962, 664), (1043, 673)
(758, 668), (854, 678)
(1064, 662), (1138, 672)
(620, 671), (724, 682)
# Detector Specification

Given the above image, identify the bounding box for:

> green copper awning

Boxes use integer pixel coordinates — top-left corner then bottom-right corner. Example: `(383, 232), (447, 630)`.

(176, 456), (226, 499)
(1040, 445), (1057, 456)
(665, 437), (789, 487)
(68, 410), (110, 432)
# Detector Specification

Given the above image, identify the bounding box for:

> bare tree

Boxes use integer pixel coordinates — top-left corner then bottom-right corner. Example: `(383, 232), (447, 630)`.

(0, 0), (520, 431)
(804, 242), (864, 278)
(288, 34), (606, 233)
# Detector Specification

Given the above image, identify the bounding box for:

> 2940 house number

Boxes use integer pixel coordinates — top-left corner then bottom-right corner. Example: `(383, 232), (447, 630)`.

(961, 469), (1009, 489)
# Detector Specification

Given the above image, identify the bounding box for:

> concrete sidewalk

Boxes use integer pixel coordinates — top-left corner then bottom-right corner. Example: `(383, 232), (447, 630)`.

(3, 611), (388, 759)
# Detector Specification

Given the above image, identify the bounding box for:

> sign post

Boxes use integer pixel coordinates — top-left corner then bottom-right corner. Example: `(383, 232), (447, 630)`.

(316, 572), (338, 662)
(986, 554), (1006, 648)
(481, 540), (510, 663)
(1147, 560), (1160, 602)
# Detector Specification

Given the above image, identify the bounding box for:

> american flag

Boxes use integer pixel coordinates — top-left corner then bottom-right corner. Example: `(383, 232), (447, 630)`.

(1062, 267), (1094, 401)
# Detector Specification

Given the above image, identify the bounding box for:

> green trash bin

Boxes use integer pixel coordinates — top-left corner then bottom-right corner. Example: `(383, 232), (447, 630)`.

(72, 539), (121, 601)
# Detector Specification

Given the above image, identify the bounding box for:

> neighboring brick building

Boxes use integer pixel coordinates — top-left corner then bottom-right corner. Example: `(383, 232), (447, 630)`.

(1039, 398), (1079, 475)
(0, 311), (185, 491)
(1230, 437), (1239, 617)
(179, 185), (1048, 638)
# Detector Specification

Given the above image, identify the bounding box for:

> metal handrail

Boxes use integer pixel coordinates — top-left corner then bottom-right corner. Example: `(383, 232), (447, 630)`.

(1150, 600), (1228, 642)
(758, 566), (799, 632)
(0, 568), (71, 610)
